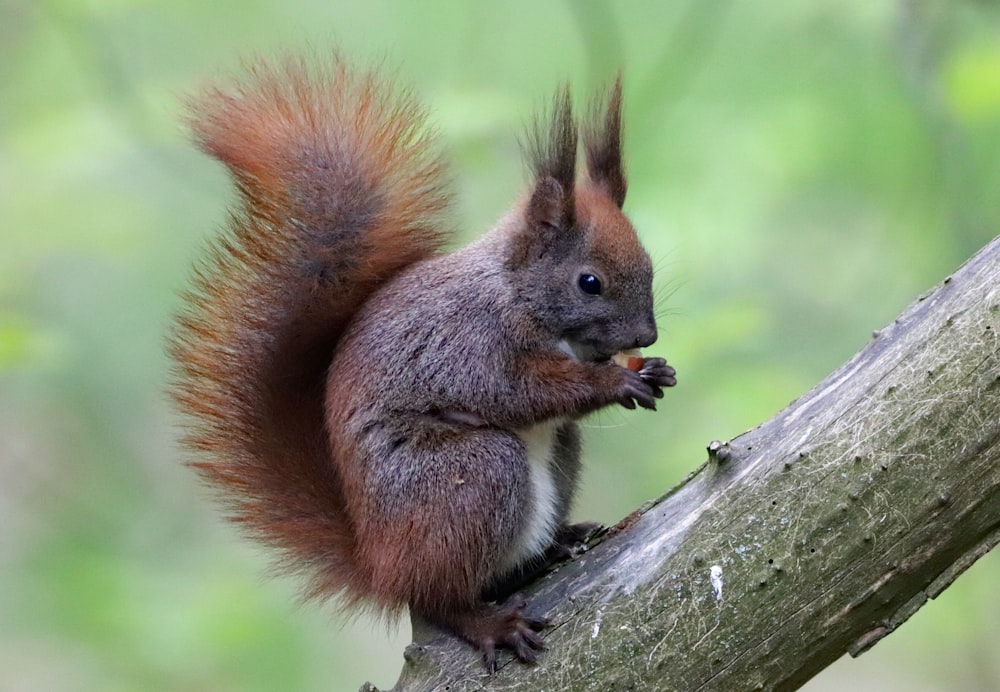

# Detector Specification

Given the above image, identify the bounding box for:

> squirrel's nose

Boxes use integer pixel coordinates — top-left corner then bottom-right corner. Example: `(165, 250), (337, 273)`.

(633, 319), (657, 349)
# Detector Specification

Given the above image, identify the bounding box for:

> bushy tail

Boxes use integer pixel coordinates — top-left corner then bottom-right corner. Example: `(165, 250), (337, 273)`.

(168, 55), (452, 603)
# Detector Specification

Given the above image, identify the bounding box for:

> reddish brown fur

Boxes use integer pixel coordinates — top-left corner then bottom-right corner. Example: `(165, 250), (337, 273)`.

(575, 182), (647, 268)
(170, 55), (452, 609)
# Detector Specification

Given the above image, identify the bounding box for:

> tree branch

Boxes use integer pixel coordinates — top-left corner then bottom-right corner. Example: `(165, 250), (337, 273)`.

(375, 234), (1000, 691)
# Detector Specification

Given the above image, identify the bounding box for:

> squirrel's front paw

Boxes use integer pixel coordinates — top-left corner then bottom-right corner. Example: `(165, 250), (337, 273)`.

(639, 357), (676, 389)
(616, 369), (659, 410)
(615, 358), (676, 410)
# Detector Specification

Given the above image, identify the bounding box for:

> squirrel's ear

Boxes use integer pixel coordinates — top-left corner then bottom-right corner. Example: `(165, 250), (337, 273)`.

(524, 86), (577, 231)
(583, 74), (626, 208)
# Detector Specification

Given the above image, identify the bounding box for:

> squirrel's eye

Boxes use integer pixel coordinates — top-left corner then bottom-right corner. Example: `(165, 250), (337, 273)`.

(578, 273), (602, 296)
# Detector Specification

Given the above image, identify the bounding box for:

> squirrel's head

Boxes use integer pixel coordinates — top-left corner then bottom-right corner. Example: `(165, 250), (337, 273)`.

(507, 77), (657, 362)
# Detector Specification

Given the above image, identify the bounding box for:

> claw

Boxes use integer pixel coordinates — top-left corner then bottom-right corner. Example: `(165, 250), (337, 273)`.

(521, 626), (547, 650)
(523, 614), (551, 631)
(481, 643), (498, 674)
(513, 637), (538, 663)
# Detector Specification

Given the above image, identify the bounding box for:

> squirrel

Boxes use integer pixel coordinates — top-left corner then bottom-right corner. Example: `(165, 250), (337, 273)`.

(169, 54), (676, 672)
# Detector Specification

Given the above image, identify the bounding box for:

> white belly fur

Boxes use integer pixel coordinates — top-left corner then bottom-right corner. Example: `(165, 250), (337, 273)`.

(503, 419), (562, 570)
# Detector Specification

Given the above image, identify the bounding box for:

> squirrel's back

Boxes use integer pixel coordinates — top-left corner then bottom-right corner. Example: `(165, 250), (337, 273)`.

(169, 56), (453, 603)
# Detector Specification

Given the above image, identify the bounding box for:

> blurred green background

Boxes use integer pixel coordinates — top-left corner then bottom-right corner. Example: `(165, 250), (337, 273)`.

(2, 1), (999, 690)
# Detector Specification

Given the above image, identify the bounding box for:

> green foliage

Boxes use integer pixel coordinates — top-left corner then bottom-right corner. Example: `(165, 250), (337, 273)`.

(1, 1), (997, 689)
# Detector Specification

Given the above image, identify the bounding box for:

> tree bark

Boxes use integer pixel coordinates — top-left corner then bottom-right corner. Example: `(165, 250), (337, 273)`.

(372, 234), (1000, 692)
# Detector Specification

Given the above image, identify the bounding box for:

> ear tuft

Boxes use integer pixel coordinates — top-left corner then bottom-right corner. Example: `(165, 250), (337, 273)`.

(523, 86), (578, 229)
(583, 74), (627, 208)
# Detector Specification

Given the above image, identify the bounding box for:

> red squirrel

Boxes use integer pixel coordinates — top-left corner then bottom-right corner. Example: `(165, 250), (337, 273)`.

(169, 55), (676, 671)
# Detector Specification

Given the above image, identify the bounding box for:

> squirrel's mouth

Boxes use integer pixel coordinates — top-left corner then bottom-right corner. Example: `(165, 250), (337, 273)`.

(556, 337), (618, 363)
(556, 338), (599, 362)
